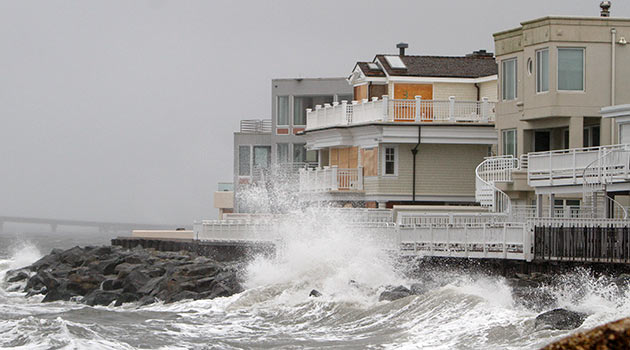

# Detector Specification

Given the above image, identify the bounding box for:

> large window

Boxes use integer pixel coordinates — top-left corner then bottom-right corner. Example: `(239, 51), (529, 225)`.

(583, 125), (600, 147)
(501, 58), (517, 100)
(253, 146), (271, 170)
(293, 143), (306, 163)
(293, 95), (334, 125)
(536, 48), (549, 93)
(277, 96), (289, 125)
(277, 143), (289, 163)
(238, 145), (251, 176)
(502, 129), (517, 157)
(383, 146), (397, 176)
(558, 48), (584, 91)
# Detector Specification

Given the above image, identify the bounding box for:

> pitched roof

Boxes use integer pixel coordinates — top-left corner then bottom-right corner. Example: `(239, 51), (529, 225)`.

(356, 62), (386, 77)
(374, 54), (497, 78)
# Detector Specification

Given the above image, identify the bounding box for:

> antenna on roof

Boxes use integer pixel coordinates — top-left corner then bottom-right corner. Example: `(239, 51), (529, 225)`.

(396, 42), (408, 56)
(600, 1), (611, 17)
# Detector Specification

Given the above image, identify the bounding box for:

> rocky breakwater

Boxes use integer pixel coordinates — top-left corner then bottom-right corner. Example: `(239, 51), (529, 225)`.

(3, 245), (243, 306)
(542, 317), (630, 349)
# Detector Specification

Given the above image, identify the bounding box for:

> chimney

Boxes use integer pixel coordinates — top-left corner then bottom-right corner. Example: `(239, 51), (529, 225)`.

(466, 49), (494, 58)
(396, 42), (408, 56)
(600, 1), (611, 17)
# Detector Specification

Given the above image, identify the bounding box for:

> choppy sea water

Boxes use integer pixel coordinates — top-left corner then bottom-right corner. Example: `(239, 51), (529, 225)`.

(2, 228), (630, 350)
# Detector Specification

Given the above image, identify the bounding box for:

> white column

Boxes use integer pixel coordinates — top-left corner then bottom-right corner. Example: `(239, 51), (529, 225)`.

(548, 193), (555, 217)
(448, 96), (456, 122)
(415, 95), (422, 122)
(481, 97), (489, 122)
(382, 95), (389, 122)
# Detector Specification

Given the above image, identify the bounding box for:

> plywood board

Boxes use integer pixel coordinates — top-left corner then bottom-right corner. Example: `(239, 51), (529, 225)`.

(361, 147), (378, 176)
(394, 83), (433, 100)
(330, 148), (338, 166)
(349, 146), (358, 169)
(354, 84), (368, 102)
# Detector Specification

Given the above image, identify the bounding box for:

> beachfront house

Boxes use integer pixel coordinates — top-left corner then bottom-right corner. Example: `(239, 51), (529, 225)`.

(232, 78), (352, 213)
(479, 7), (630, 219)
(298, 44), (498, 208)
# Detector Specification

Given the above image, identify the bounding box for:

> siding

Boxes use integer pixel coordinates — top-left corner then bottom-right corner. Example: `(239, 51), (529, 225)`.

(363, 143), (488, 198)
(433, 83), (477, 101)
(479, 81), (498, 101)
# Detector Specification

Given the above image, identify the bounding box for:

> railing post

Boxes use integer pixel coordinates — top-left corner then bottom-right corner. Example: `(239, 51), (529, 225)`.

(341, 100), (349, 125)
(331, 166), (339, 191)
(448, 96), (456, 122)
(481, 97), (489, 122)
(357, 166), (364, 190)
(382, 95), (389, 122)
(415, 95), (422, 122)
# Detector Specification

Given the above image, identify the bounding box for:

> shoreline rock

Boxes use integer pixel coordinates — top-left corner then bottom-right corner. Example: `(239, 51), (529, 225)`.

(541, 317), (630, 349)
(3, 245), (244, 306)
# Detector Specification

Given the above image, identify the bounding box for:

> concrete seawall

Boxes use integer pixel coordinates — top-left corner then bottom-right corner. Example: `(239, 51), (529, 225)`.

(111, 237), (275, 262)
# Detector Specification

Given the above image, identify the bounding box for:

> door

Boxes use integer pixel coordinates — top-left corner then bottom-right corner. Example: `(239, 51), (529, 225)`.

(534, 130), (551, 152)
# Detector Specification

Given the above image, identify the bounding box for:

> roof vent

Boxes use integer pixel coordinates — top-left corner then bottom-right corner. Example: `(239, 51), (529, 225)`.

(600, 1), (611, 17)
(466, 49), (494, 58)
(396, 42), (408, 56)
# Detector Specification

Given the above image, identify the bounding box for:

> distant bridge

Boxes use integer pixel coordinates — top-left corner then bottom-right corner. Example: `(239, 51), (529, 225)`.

(0, 216), (187, 234)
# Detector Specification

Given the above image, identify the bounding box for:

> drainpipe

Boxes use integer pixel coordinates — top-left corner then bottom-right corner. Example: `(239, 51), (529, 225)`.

(411, 126), (421, 204)
(611, 28), (617, 143)
(474, 83), (481, 115)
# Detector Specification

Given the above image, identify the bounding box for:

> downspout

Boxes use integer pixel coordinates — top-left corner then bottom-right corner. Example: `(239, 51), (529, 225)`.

(411, 126), (421, 204)
(611, 28), (616, 142)
(474, 83), (481, 116)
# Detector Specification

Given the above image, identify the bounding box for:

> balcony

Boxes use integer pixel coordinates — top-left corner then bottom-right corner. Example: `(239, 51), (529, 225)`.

(528, 144), (630, 188)
(299, 166), (364, 192)
(305, 96), (495, 131)
(240, 119), (272, 133)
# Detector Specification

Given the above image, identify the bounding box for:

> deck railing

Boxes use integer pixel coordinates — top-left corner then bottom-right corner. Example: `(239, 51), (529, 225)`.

(528, 143), (630, 187)
(306, 96), (495, 130)
(240, 119), (272, 133)
(298, 166), (364, 192)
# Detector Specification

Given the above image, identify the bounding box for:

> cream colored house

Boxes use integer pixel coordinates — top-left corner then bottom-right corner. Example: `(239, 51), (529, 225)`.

(483, 10), (630, 218)
(299, 44), (499, 208)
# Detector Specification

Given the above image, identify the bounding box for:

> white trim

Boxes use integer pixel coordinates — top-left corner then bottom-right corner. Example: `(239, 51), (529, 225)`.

(381, 144), (399, 176)
(385, 75), (497, 84)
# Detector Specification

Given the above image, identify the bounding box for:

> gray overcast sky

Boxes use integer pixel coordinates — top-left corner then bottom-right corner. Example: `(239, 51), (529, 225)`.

(1, 0), (628, 225)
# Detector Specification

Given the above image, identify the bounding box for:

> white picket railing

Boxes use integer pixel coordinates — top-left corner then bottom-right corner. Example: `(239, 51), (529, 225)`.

(305, 95), (496, 130)
(475, 156), (518, 214)
(528, 143), (630, 187)
(299, 166), (364, 192)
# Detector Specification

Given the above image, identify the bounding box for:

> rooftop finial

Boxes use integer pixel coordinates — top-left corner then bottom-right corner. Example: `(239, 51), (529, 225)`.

(600, 1), (611, 17)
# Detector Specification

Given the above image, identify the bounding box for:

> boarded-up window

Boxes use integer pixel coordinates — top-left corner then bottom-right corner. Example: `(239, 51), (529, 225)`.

(360, 148), (378, 176)
(329, 147), (358, 168)
(393, 83), (433, 100)
(354, 84), (368, 101)
(369, 84), (388, 100)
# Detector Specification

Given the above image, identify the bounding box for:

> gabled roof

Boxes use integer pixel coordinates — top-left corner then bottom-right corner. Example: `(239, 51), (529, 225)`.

(356, 62), (386, 77)
(373, 54), (497, 79)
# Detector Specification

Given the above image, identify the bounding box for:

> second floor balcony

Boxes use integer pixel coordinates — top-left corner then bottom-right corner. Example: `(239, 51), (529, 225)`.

(299, 166), (364, 192)
(306, 96), (495, 131)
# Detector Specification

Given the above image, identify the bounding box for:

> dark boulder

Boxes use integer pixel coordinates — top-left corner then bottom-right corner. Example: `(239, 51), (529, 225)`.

(59, 246), (87, 267)
(122, 269), (151, 294)
(410, 283), (427, 295)
(101, 278), (123, 291)
(535, 308), (588, 331)
(5, 270), (29, 283)
(309, 289), (322, 297)
(83, 290), (121, 306)
(167, 290), (200, 303)
(379, 285), (412, 302)
(114, 293), (140, 306)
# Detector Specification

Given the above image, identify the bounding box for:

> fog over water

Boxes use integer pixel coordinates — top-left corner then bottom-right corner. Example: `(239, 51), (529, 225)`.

(2, 1), (630, 224)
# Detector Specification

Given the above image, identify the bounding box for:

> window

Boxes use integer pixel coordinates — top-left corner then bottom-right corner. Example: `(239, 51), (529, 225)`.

(238, 146), (251, 176)
(583, 125), (600, 147)
(558, 48), (584, 91)
(621, 123), (630, 144)
(384, 146), (397, 175)
(253, 146), (271, 170)
(293, 95), (334, 125)
(501, 58), (517, 100)
(293, 143), (306, 163)
(536, 48), (549, 93)
(277, 96), (289, 125)
(562, 128), (570, 149)
(277, 143), (289, 163)
(502, 129), (517, 157)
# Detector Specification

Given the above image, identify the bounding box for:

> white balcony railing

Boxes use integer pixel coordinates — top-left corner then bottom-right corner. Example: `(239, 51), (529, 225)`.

(240, 119), (272, 133)
(306, 96), (495, 130)
(299, 166), (364, 192)
(528, 143), (630, 187)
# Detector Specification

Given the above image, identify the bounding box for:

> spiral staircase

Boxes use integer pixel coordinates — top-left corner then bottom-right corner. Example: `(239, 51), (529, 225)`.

(475, 156), (519, 214)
